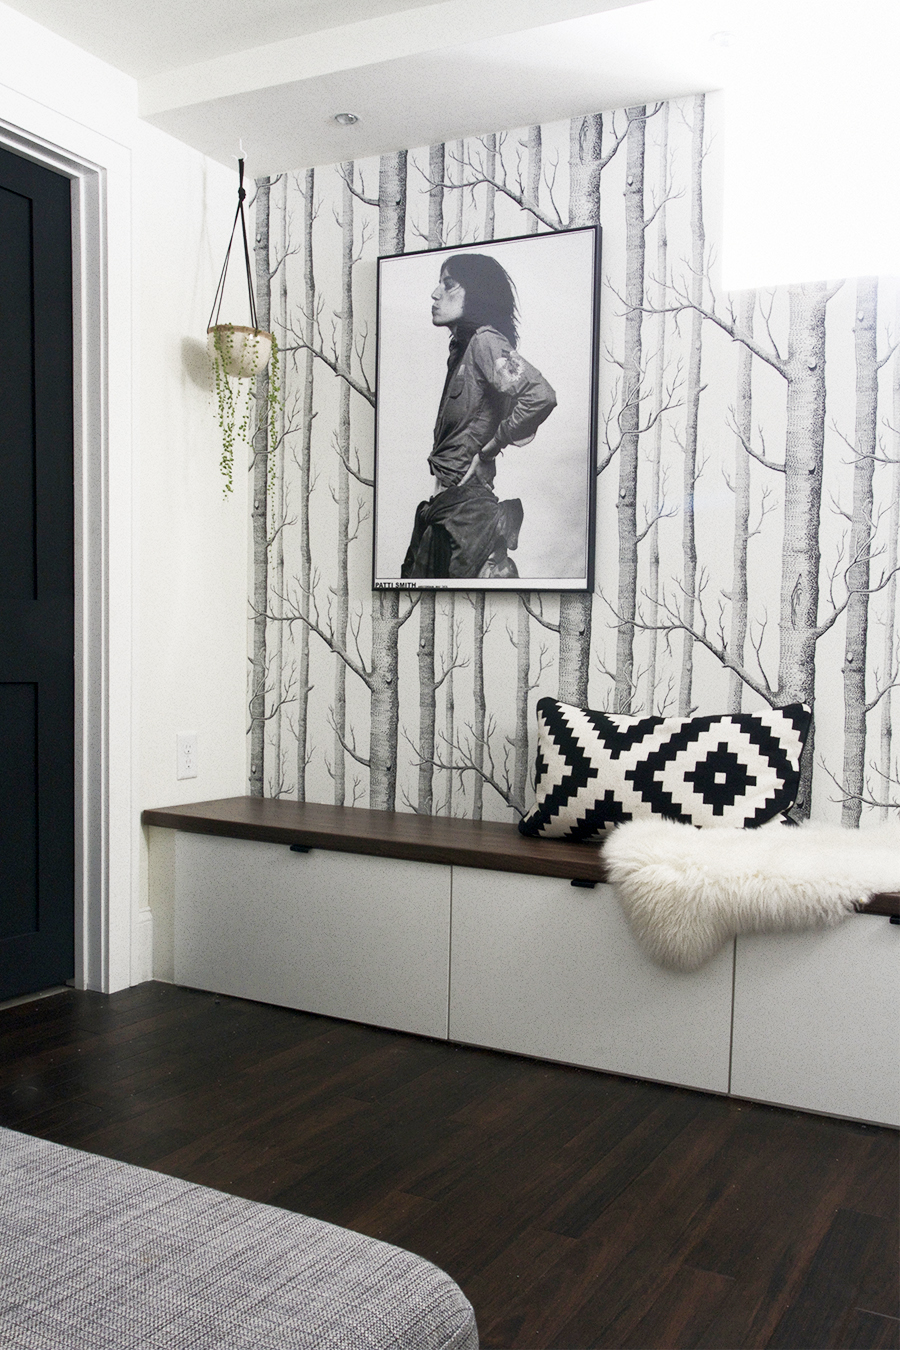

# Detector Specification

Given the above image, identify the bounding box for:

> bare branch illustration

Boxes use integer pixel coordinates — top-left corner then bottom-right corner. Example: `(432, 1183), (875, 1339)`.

(609, 576), (780, 709)
(642, 275), (791, 378)
(864, 640), (900, 715)
(266, 753), (294, 802)
(284, 310), (375, 407)
(521, 594), (559, 634)
(418, 713), (524, 816)
(274, 575), (372, 689)
(819, 755), (900, 815)
(726, 408), (786, 474)
(441, 134), (561, 232)
(330, 452), (371, 508)
(337, 161), (378, 208)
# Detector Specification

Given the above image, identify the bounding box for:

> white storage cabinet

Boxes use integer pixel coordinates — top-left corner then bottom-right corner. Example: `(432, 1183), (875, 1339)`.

(156, 802), (900, 1128)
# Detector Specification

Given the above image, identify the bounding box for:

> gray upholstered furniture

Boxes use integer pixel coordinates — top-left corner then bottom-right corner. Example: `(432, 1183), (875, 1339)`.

(0, 1127), (478, 1349)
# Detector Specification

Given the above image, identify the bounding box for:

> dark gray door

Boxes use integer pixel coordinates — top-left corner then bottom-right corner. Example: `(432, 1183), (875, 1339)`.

(0, 145), (74, 1001)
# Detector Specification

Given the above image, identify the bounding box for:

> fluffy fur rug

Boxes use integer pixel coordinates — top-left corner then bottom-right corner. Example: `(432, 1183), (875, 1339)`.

(602, 817), (900, 971)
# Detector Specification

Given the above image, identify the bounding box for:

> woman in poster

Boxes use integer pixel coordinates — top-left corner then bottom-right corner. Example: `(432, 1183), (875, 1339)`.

(400, 253), (557, 580)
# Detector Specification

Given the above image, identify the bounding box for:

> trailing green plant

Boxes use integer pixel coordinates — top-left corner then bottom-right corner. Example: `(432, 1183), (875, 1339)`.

(209, 325), (281, 498)
(267, 333), (281, 495)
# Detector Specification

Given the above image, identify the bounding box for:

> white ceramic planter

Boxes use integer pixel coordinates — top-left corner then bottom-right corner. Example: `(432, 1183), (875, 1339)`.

(207, 324), (273, 378)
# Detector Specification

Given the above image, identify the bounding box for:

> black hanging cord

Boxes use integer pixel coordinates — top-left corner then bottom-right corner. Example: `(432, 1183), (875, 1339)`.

(207, 158), (259, 332)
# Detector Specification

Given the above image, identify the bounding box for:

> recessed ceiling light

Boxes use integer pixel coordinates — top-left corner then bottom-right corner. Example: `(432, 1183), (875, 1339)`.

(333, 112), (359, 126)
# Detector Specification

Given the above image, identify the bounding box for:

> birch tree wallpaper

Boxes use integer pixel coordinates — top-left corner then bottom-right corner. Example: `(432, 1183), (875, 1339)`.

(243, 94), (900, 828)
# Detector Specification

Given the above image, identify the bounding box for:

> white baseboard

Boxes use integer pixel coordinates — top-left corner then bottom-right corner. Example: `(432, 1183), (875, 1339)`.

(131, 908), (154, 986)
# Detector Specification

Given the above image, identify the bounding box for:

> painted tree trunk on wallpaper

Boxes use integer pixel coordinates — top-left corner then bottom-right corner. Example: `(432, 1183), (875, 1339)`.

(483, 134), (496, 241)
(512, 603), (531, 813)
(414, 145), (444, 815)
(474, 139), (497, 819)
(428, 143), (444, 246)
(727, 289), (755, 715)
(416, 597), (436, 814)
(678, 93), (706, 717)
(452, 140), (465, 244)
(568, 112), (606, 228)
(840, 278), (878, 825)
(295, 170), (316, 801)
(442, 150), (463, 806)
(471, 593), (486, 819)
(646, 103), (669, 716)
(879, 327), (900, 818)
(253, 95), (898, 826)
(525, 126), (540, 236)
(613, 107), (647, 715)
(777, 283), (837, 814)
(332, 164), (355, 806)
(369, 152), (414, 812)
(512, 123), (541, 806)
(443, 595), (457, 815)
(556, 112), (607, 705)
(248, 176), (271, 797)
(271, 174), (289, 795)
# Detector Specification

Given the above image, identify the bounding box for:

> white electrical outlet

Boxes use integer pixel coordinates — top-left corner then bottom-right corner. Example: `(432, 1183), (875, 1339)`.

(176, 732), (198, 780)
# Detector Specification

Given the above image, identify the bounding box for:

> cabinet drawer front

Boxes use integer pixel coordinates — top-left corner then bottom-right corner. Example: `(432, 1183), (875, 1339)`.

(449, 868), (733, 1093)
(174, 835), (451, 1039)
(731, 921), (900, 1126)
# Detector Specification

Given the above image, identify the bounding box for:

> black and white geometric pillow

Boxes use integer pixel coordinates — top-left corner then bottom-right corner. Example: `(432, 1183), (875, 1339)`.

(518, 698), (812, 840)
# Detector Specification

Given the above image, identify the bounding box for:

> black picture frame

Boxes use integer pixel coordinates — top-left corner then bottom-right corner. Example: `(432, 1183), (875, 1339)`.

(373, 226), (601, 591)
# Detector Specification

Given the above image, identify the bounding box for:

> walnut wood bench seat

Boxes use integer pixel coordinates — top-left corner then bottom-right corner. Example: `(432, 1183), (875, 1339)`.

(141, 797), (899, 915)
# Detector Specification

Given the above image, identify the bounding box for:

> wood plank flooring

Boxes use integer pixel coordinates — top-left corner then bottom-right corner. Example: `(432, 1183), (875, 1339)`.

(1, 981), (897, 1349)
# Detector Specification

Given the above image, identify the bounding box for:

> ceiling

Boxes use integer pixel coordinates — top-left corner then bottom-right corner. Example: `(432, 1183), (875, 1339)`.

(3, 0), (733, 174)
(8, 0), (456, 79)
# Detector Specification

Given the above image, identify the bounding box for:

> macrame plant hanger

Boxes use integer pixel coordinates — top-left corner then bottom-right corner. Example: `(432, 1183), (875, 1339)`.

(208, 157), (258, 335)
(207, 157), (271, 377)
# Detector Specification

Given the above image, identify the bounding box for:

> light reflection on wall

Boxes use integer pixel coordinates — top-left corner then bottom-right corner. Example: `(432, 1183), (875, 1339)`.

(721, 0), (900, 289)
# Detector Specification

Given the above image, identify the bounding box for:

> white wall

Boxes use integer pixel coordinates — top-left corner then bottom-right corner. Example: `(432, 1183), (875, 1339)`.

(0, 1), (248, 992)
(724, 0), (900, 287)
(134, 125), (251, 984)
(134, 122), (251, 985)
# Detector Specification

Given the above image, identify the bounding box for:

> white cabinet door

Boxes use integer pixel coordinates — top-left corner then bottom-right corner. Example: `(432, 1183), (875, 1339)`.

(731, 918), (900, 1126)
(174, 835), (451, 1039)
(449, 868), (733, 1093)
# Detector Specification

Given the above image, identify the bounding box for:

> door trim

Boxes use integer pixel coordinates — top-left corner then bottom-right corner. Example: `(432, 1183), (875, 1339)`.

(0, 118), (115, 992)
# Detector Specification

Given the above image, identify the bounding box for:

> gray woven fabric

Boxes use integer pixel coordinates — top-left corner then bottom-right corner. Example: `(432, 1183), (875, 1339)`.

(0, 1127), (478, 1350)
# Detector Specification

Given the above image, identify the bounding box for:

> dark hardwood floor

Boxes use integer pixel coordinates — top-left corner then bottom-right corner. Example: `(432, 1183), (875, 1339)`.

(1, 982), (897, 1349)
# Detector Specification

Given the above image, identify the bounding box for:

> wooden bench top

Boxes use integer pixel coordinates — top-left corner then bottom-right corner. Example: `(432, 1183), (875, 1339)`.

(141, 797), (900, 915)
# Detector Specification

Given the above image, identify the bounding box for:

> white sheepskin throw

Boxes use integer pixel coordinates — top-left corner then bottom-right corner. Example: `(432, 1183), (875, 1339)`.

(602, 817), (900, 972)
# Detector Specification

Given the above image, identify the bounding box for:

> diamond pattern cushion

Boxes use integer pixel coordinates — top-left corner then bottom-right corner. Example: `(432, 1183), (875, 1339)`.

(519, 698), (812, 839)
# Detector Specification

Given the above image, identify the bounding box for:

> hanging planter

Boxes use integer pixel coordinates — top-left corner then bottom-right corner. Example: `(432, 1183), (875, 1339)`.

(207, 323), (272, 378)
(207, 158), (277, 494)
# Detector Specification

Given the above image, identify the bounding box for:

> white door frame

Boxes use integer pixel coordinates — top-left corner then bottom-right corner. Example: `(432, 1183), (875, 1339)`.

(0, 107), (134, 993)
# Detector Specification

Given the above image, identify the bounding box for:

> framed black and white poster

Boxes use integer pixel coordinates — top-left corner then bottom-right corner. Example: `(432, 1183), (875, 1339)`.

(373, 226), (600, 591)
